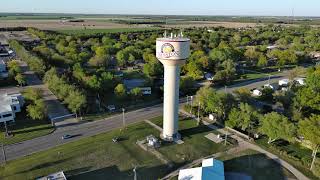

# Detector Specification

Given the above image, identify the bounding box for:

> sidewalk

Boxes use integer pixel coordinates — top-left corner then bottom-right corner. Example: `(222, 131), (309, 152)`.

(180, 109), (309, 180)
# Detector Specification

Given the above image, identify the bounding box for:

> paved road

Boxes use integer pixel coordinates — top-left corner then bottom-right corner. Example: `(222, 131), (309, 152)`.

(0, 69), (293, 163)
(0, 104), (163, 163)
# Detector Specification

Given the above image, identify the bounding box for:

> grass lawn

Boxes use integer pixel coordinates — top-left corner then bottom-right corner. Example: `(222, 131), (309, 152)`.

(0, 122), (166, 180)
(231, 73), (267, 85)
(0, 111), (54, 145)
(150, 116), (233, 166)
(219, 149), (297, 180)
(255, 136), (319, 180)
(58, 28), (160, 35)
(0, 116), (234, 180)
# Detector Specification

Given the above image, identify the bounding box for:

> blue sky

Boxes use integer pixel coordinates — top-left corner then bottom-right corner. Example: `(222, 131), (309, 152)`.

(1, 0), (319, 16)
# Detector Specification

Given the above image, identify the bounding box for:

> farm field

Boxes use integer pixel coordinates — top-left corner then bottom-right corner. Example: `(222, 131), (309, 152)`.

(0, 19), (152, 31)
(58, 27), (160, 35)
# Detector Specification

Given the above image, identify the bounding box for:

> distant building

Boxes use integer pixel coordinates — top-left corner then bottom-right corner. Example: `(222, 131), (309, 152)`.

(310, 52), (320, 59)
(294, 77), (306, 86)
(263, 83), (279, 91)
(123, 79), (152, 95)
(178, 158), (225, 180)
(204, 73), (214, 81)
(252, 89), (262, 97)
(0, 60), (8, 79)
(36, 171), (67, 180)
(278, 79), (290, 86)
(0, 93), (24, 123)
(266, 45), (278, 50)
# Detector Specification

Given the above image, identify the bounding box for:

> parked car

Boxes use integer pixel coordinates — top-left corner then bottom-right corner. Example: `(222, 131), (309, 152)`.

(61, 134), (72, 140)
(107, 105), (116, 112)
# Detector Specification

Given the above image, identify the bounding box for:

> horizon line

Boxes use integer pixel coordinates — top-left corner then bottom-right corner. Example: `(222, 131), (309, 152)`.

(0, 12), (320, 18)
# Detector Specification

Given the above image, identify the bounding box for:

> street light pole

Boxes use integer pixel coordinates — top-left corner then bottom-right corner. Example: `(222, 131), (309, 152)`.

(133, 166), (137, 180)
(186, 95), (189, 105)
(122, 108), (126, 129)
(224, 132), (228, 146)
(1, 143), (6, 164)
(190, 96), (193, 115)
(4, 121), (8, 137)
(197, 102), (200, 125)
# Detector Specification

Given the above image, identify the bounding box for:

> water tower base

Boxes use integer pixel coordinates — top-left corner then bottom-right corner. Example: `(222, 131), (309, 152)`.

(160, 132), (181, 142)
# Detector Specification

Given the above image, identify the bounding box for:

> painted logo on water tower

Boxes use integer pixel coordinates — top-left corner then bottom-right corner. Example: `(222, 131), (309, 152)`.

(156, 39), (190, 60)
(160, 43), (179, 58)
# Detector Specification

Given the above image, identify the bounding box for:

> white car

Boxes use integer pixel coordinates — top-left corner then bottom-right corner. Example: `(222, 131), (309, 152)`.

(107, 105), (116, 112)
(279, 79), (289, 86)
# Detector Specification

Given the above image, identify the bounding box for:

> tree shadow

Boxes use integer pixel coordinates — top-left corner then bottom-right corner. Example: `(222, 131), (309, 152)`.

(179, 125), (213, 138)
(13, 126), (54, 134)
(68, 164), (171, 180)
(224, 153), (292, 180)
(15, 157), (74, 175)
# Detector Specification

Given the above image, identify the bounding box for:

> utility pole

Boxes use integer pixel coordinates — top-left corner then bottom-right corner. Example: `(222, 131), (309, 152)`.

(133, 166), (137, 180)
(224, 85), (227, 93)
(224, 132), (228, 146)
(186, 95), (189, 105)
(190, 96), (193, 115)
(122, 108), (126, 129)
(197, 102), (200, 125)
(1, 143), (6, 164)
(4, 121), (8, 137)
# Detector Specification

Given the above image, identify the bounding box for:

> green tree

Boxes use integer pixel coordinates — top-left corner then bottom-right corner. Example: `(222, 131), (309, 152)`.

(180, 76), (195, 94)
(184, 61), (203, 79)
(26, 100), (46, 120)
(7, 60), (21, 77)
(130, 87), (142, 101)
(23, 87), (43, 102)
(116, 50), (128, 67)
(257, 54), (268, 67)
(293, 66), (320, 113)
(259, 112), (296, 144)
(65, 90), (86, 119)
(298, 115), (320, 170)
(15, 73), (26, 86)
(143, 55), (163, 77)
(114, 84), (126, 99)
(226, 103), (260, 136)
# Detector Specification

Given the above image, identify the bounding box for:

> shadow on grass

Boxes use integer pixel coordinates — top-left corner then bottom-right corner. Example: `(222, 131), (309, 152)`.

(224, 153), (291, 180)
(68, 164), (171, 180)
(13, 126), (54, 134)
(179, 125), (212, 139)
(16, 157), (74, 175)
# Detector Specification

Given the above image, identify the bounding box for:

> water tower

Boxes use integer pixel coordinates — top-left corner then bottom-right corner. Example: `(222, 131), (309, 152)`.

(156, 33), (190, 141)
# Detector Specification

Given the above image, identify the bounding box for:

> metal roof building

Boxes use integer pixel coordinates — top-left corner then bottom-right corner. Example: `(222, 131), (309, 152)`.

(178, 158), (225, 180)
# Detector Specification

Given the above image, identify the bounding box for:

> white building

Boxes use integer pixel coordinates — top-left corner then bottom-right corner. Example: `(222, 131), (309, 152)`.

(36, 171), (67, 180)
(279, 79), (290, 86)
(252, 89), (262, 96)
(263, 83), (279, 91)
(178, 158), (225, 180)
(0, 60), (8, 78)
(0, 93), (24, 123)
(294, 78), (306, 86)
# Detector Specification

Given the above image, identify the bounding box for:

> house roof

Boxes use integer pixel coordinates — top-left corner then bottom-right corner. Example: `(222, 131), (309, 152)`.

(178, 158), (225, 180)
(0, 93), (22, 113)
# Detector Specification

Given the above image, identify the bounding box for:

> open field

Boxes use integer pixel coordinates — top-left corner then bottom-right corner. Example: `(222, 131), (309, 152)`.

(0, 19), (153, 31)
(0, 116), (231, 180)
(220, 149), (297, 180)
(58, 27), (160, 35)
